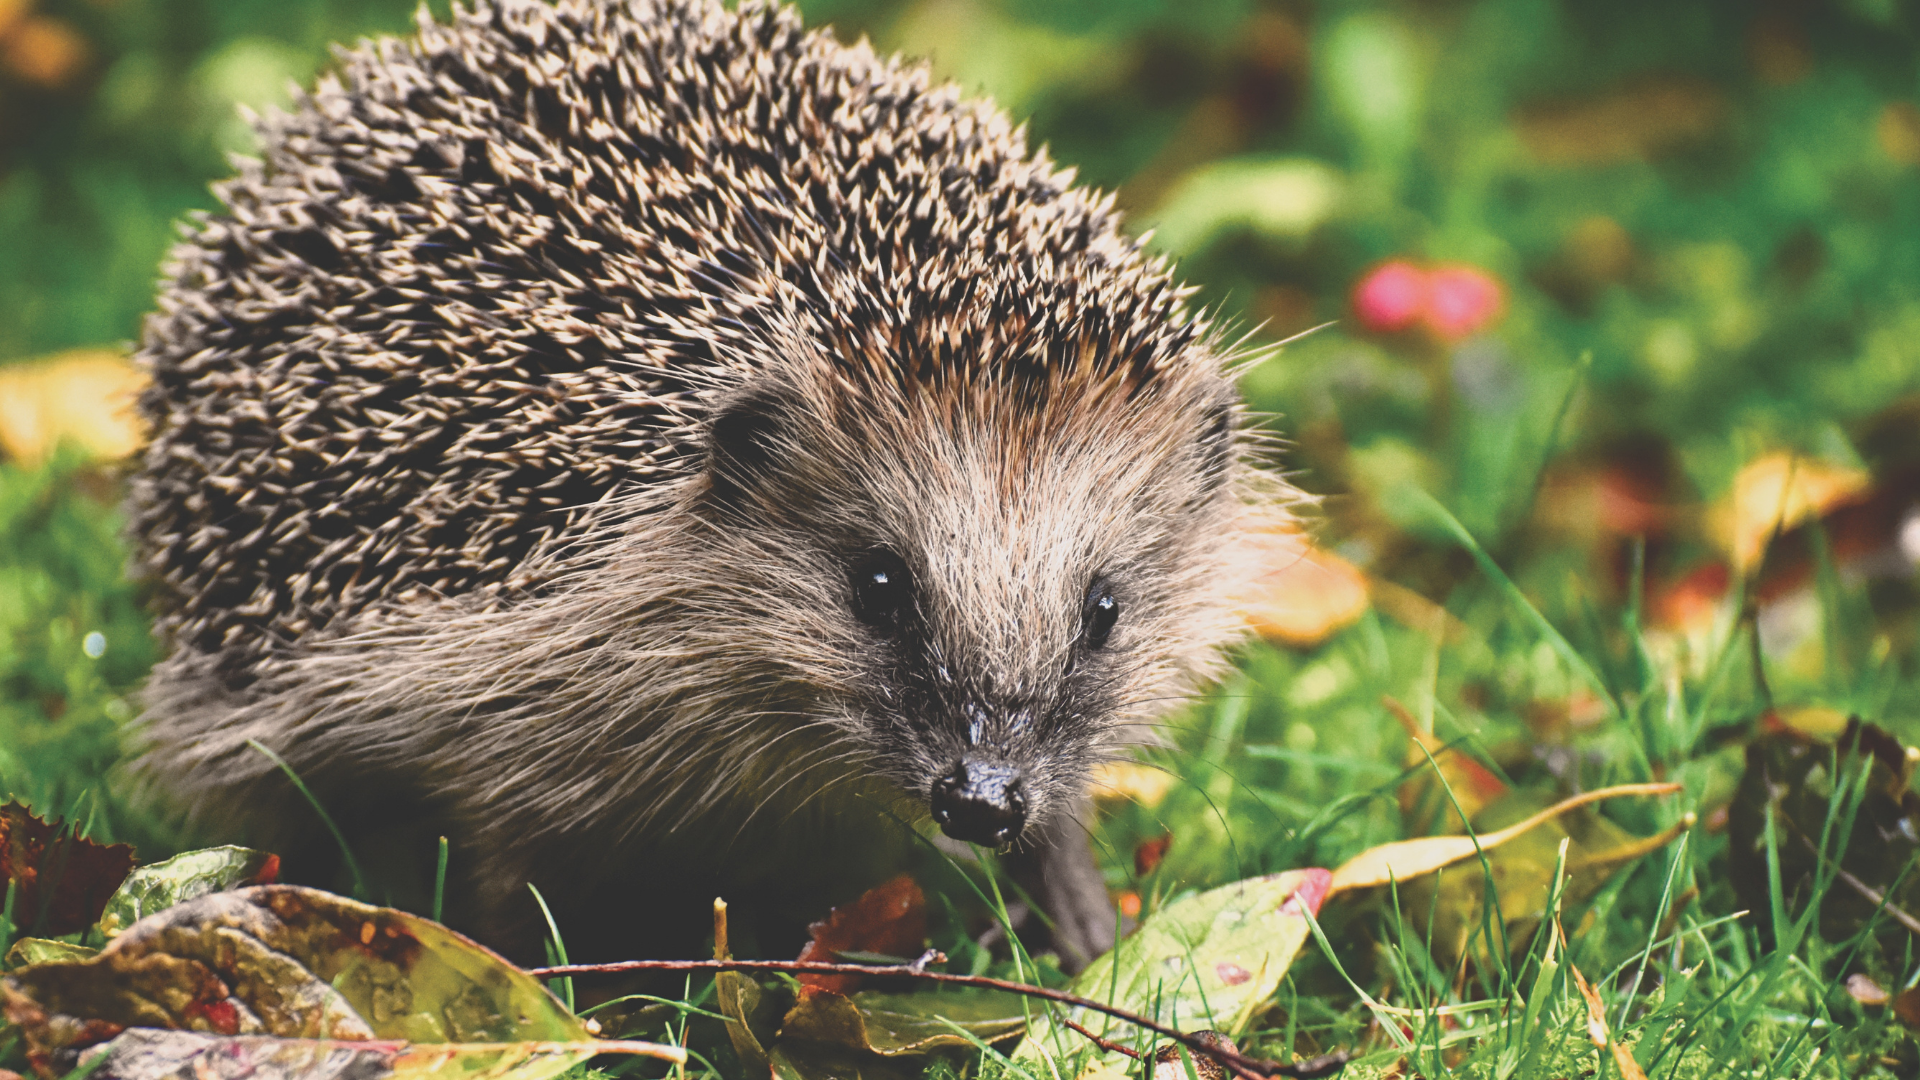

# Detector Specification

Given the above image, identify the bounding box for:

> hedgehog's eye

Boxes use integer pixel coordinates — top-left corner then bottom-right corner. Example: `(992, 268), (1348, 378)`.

(851, 551), (914, 631)
(1082, 579), (1119, 649)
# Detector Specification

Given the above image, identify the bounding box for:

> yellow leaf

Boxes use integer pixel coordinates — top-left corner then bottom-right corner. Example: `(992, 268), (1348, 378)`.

(1709, 451), (1870, 573)
(0, 349), (147, 465)
(1088, 760), (1176, 809)
(1326, 782), (1682, 894)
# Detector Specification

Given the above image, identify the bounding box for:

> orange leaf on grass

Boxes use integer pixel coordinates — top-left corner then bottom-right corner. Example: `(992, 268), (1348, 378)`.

(1326, 782), (1682, 895)
(1235, 529), (1370, 648)
(793, 875), (926, 994)
(0, 802), (135, 938)
(1709, 451), (1870, 573)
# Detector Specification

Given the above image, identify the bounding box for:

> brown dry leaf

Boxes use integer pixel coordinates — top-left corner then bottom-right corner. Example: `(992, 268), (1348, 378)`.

(0, 14), (86, 87)
(1235, 529), (1370, 647)
(1515, 76), (1725, 166)
(1708, 451), (1871, 573)
(1569, 963), (1648, 1080)
(1896, 987), (1920, 1029)
(0, 801), (136, 938)
(1326, 782), (1682, 895)
(0, 349), (147, 464)
(794, 876), (926, 994)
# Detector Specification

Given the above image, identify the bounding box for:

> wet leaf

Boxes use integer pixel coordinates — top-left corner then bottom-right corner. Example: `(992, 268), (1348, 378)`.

(1327, 782), (1681, 894)
(793, 876), (926, 994)
(778, 987), (1025, 1056)
(1019, 868), (1330, 1071)
(1, 885), (587, 1077)
(0, 801), (137, 938)
(94, 847), (280, 941)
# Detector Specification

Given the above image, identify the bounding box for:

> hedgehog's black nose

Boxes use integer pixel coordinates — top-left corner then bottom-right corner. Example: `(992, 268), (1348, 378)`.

(930, 758), (1026, 846)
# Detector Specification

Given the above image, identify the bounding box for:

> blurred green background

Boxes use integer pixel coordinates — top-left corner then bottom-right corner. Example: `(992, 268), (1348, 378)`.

(4, 0), (1920, 1067)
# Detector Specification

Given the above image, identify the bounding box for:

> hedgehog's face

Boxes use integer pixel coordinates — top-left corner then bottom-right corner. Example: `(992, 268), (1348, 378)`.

(700, 364), (1252, 848)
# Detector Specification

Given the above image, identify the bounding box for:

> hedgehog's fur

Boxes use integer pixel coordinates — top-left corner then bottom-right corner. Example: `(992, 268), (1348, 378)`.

(130, 0), (1294, 962)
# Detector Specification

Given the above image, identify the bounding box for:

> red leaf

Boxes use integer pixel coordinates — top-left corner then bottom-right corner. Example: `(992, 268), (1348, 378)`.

(1134, 833), (1173, 877)
(0, 801), (135, 937)
(793, 875), (926, 994)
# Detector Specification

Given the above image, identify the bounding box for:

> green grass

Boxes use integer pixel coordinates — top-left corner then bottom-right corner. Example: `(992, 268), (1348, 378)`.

(6, 0), (1920, 1074)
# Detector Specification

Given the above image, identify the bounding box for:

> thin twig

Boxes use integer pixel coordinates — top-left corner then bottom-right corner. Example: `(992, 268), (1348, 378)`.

(1060, 1016), (1144, 1059)
(529, 957), (1348, 1078)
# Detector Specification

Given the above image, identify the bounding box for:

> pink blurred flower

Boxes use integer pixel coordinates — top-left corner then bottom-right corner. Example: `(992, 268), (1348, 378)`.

(1351, 260), (1428, 333)
(1422, 263), (1505, 339)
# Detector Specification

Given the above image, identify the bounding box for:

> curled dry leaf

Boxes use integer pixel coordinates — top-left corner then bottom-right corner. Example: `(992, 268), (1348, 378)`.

(0, 885), (673, 1080)
(0, 801), (137, 938)
(793, 875), (926, 994)
(1327, 782), (1683, 894)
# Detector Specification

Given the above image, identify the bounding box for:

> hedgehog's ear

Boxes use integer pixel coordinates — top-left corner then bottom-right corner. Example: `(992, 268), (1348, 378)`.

(704, 384), (792, 508)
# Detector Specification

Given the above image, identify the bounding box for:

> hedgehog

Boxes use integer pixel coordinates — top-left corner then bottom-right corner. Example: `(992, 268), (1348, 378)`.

(128, 0), (1295, 967)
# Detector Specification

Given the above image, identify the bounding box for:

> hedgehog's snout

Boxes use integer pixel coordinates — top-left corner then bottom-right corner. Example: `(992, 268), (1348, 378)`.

(929, 756), (1027, 847)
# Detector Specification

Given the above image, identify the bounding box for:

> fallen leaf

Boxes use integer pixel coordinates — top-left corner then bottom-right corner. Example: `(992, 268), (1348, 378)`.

(1729, 717), (1920, 957)
(0, 14), (86, 87)
(94, 846), (280, 941)
(794, 876), (926, 994)
(69, 1029), (680, 1080)
(1383, 695), (1508, 832)
(1515, 75), (1725, 165)
(1709, 451), (1871, 573)
(4, 939), (97, 968)
(1, 885), (596, 1077)
(0, 801), (137, 938)
(1134, 834), (1173, 877)
(0, 350), (146, 464)
(1897, 987), (1920, 1029)
(1327, 782), (1682, 894)
(1020, 868), (1330, 1073)
(1236, 530), (1370, 648)
(777, 988), (1025, 1056)
(1847, 974), (1889, 1006)
(1090, 761), (1176, 809)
